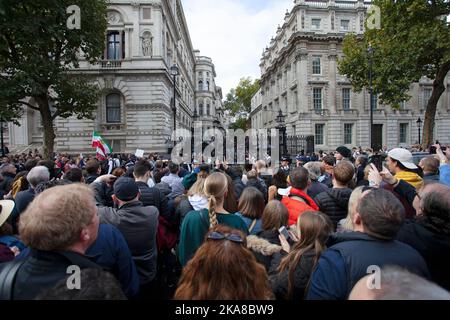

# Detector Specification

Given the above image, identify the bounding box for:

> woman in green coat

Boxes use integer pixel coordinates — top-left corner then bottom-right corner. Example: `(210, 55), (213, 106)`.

(178, 172), (248, 266)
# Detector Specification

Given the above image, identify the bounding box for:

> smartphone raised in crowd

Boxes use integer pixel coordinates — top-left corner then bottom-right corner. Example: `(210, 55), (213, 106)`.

(278, 226), (291, 240)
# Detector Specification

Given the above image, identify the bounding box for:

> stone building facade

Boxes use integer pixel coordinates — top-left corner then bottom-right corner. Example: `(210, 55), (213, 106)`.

(250, 0), (450, 152)
(7, 0), (224, 154)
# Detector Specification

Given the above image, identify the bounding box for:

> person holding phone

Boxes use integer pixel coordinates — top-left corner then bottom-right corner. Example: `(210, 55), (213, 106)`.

(434, 143), (450, 187)
(270, 211), (333, 300)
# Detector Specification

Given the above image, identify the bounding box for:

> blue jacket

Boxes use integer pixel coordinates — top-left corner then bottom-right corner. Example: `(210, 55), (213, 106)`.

(307, 232), (429, 300)
(440, 164), (450, 186)
(86, 224), (140, 298)
(235, 213), (262, 235)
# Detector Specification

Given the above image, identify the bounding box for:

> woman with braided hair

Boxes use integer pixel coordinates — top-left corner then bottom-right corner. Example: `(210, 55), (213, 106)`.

(178, 172), (248, 266)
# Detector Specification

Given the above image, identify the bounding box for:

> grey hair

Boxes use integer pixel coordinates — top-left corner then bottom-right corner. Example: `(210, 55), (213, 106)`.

(303, 162), (324, 181)
(27, 166), (50, 188)
(1, 164), (16, 174)
(376, 266), (450, 300)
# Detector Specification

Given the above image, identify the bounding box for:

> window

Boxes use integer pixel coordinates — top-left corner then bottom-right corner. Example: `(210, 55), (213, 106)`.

(311, 18), (321, 30)
(340, 19), (350, 31)
(142, 8), (151, 20)
(399, 123), (408, 144)
(342, 88), (351, 110)
(206, 81), (210, 91)
(371, 94), (378, 110)
(399, 100), (406, 110)
(206, 104), (210, 116)
(315, 124), (325, 145)
(312, 57), (321, 75)
(107, 31), (123, 60)
(199, 103), (203, 116)
(106, 93), (121, 123)
(344, 124), (353, 145)
(198, 80), (203, 90)
(313, 88), (322, 111)
(424, 88), (432, 108)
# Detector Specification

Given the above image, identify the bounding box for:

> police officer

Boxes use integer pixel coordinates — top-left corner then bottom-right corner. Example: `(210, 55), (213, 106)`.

(280, 155), (291, 176)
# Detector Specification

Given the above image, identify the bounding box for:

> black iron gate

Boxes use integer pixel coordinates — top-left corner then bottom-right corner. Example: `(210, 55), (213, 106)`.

(286, 135), (315, 156)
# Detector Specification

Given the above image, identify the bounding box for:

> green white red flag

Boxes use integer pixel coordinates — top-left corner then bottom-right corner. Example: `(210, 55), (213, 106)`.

(92, 131), (112, 160)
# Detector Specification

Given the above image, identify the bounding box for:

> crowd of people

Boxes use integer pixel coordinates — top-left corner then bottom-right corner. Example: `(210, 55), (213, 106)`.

(0, 143), (449, 300)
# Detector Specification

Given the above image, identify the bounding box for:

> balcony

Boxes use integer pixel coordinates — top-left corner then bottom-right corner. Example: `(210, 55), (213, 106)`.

(337, 109), (359, 116)
(311, 109), (331, 117)
(100, 123), (125, 131)
(95, 60), (123, 69)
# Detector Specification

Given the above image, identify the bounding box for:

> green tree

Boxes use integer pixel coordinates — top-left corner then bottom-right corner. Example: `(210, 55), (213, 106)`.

(338, 0), (450, 148)
(0, 0), (108, 159)
(229, 117), (251, 131)
(224, 77), (260, 116)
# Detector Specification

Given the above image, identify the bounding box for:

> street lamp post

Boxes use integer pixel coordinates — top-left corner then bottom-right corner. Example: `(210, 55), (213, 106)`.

(276, 109), (287, 157)
(0, 117), (4, 157)
(170, 64), (180, 143)
(416, 117), (423, 146)
(368, 44), (375, 150)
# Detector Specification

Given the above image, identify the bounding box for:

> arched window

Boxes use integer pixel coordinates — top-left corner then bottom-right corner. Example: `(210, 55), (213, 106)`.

(106, 93), (121, 123)
(199, 103), (204, 116)
(207, 104), (211, 116)
(198, 80), (203, 90)
(206, 81), (210, 91)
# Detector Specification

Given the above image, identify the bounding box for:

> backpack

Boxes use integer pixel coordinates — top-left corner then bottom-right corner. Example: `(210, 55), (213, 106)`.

(0, 259), (26, 300)
(156, 216), (179, 252)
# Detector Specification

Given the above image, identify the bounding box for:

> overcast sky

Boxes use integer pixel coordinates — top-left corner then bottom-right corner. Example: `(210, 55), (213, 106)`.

(183, 0), (293, 96)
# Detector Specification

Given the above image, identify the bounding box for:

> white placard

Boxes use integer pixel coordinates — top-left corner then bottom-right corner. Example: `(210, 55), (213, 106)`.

(135, 149), (145, 158)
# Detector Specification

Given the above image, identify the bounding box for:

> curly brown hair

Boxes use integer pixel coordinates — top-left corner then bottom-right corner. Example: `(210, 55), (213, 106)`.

(174, 225), (274, 300)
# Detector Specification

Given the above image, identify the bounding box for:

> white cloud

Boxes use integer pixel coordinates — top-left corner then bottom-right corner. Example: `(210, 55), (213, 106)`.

(183, 0), (293, 96)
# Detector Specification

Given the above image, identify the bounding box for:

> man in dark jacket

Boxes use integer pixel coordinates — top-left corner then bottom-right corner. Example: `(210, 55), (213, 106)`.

(133, 159), (172, 224)
(15, 166), (50, 215)
(227, 166), (246, 200)
(419, 157), (440, 182)
(397, 183), (450, 291)
(307, 188), (429, 300)
(0, 164), (17, 196)
(95, 176), (159, 299)
(0, 184), (100, 300)
(85, 159), (102, 184)
(314, 161), (354, 229)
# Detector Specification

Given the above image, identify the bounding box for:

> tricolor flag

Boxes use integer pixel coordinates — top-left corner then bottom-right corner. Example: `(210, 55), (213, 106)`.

(92, 131), (112, 160)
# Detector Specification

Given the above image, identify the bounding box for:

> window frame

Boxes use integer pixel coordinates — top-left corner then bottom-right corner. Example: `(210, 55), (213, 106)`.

(315, 124), (325, 145)
(313, 88), (323, 111)
(106, 93), (121, 123)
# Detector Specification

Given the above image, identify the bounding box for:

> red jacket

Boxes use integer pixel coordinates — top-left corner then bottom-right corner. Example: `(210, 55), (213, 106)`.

(282, 188), (319, 226)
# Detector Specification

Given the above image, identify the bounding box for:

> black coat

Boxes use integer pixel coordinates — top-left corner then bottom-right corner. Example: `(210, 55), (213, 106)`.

(247, 230), (282, 271)
(0, 173), (15, 194)
(307, 181), (329, 199)
(314, 188), (352, 229)
(397, 221), (450, 291)
(269, 249), (316, 300)
(1, 249), (100, 300)
(136, 181), (171, 224)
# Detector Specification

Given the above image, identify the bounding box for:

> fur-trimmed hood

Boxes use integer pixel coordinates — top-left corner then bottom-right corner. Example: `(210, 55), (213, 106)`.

(247, 235), (282, 256)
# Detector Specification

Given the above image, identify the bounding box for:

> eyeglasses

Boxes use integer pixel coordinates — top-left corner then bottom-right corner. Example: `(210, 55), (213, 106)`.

(207, 231), (244, 244)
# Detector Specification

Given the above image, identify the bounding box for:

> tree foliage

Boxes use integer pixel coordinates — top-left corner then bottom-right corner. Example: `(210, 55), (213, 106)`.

(338, 0), (450, 147)
(0, 0), (108, 158)
(224, 77), (260, 116)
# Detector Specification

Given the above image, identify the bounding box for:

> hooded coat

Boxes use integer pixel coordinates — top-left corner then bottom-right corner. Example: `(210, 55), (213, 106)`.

(247, 230), (283, 271)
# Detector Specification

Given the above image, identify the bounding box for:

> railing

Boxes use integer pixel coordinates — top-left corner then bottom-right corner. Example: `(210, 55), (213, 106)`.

(286, 135), (315, 155)
(95, 60), (122, 69)
(100, 123), (125, 131)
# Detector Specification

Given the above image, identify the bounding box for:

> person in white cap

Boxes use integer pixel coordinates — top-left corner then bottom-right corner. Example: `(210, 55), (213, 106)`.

(386, 148), (423, 189)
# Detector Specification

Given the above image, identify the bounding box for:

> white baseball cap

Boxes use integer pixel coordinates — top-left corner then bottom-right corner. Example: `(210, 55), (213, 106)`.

(0, 200), (15, 228)
(388, 148), (418, 170)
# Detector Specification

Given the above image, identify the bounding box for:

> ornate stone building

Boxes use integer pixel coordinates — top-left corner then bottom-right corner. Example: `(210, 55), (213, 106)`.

(251, 0), (450, 151)
(7, 0), (224, 154)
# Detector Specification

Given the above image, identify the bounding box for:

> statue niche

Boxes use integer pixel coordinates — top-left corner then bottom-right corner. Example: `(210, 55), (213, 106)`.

(141, 32), (153, 57)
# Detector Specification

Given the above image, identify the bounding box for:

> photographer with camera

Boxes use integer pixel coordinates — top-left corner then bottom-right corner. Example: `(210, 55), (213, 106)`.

(434, 143), (450, 187)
